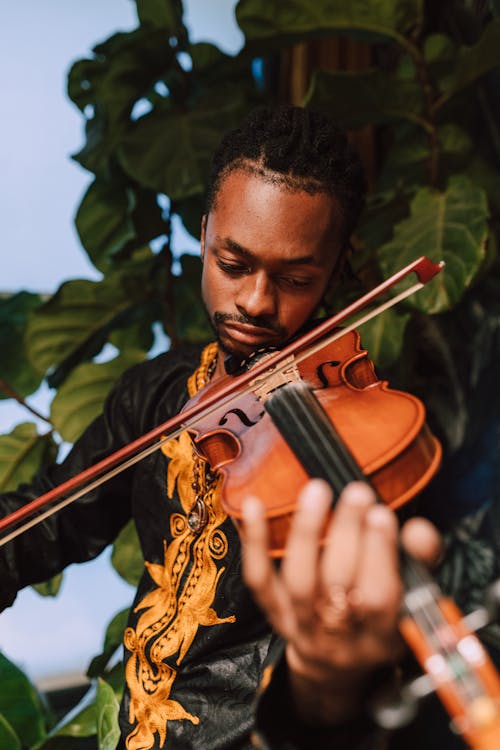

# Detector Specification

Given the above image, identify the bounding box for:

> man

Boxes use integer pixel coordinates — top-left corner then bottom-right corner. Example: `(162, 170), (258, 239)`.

(0, 105), (481, 749)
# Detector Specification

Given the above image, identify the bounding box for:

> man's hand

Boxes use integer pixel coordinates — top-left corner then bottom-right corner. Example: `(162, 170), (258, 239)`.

(240, 479), (442, 725)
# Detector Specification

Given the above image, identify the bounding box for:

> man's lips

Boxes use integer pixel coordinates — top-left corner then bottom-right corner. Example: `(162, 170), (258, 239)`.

(220, 321), (279, 346)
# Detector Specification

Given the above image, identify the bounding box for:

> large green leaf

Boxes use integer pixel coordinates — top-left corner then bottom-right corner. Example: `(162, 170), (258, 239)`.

(68, 28), (177, 124)
(378, 175), (489, 313)
(305, 68), (425, 130)
(0, 652), (47, 746)
(171, 193), (204, 240)
(32, 573), (63, 598)
(111, 519), (143, 586)
(34, 684), (97, 748)
(463, 155), (500, 216)
(109, 318), (156, 352)
(236, 0), (424, 46)
(0, 715), (21, 750)
(173, 254), (211, 342)
(87, 608), (130, 678)
(135, 0), (185, 32)
(50, 350), (146, 443)
(358, 307), (411, 369)
(377, 123), (473, 192)
(75, 179), (136, 271)
(75, 179), (169, 272)
(0, 292), (44, 400)
(118, 102), (244, 200)
(68, 27), (179, 176)
(25, 253), (160, 380)
(96, 679), (120, 750)
(0, 423), (57, 493)
(438, 19), (500, 102)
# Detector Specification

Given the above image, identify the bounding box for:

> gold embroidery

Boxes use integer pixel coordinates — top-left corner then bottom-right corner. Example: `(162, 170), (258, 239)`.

(125, 344), (236, 750)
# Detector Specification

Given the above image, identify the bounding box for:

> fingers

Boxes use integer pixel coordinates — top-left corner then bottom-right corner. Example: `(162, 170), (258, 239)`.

(282, 479), (332, 624)
(240, 495), (294, 635)
(353, 504), (402, 629)
(400, 516), (443, 568)
(320, 482), (376, 590)
(320, 483), (401, 626)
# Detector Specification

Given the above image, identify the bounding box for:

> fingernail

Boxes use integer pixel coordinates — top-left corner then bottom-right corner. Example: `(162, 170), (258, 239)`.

(299, 479), (331, 510)
(242, 496), (264, 523)
(342, 482), (375, 506)
(366, 505), (393, 527)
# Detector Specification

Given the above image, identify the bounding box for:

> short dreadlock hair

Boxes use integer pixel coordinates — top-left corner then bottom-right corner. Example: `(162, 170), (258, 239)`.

(205, 104), (366, 248)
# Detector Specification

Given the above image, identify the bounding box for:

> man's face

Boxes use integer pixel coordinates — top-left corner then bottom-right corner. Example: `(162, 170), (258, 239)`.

(201, 167), (344, 361)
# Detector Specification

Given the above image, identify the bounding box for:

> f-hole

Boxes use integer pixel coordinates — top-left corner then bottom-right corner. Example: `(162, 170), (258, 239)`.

(316, 360), (341, 388)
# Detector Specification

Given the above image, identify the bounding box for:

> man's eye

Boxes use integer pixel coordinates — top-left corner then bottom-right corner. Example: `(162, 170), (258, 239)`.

(278, 276), (313, 288)
(218, 261), (249, 274)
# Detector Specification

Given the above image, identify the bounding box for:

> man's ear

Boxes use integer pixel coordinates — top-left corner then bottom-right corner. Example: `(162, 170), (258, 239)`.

(200, 215), (207, 261)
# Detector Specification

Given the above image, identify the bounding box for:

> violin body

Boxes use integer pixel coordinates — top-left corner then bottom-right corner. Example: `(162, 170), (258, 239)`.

(185, 329), (441, 555)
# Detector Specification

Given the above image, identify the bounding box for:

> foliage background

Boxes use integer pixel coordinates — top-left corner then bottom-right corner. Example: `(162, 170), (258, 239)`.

(1, 0), (500, 746)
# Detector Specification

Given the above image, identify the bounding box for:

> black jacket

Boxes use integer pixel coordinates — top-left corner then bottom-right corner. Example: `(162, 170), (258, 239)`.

(1, 345), (499, 750)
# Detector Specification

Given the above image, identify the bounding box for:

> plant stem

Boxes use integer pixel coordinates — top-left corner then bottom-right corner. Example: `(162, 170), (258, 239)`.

(402, 35), (441, 186)
(0, 379), (52, 425)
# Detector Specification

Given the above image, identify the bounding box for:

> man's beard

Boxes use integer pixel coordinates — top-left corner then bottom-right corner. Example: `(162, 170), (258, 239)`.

(204, 307), (286, 361)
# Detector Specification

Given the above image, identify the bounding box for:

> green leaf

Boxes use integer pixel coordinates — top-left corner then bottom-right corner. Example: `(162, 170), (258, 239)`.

(0, 651), (47, 746)
(236, 0), (424, 45)
(439, 20), (500, 100)
(0, 292), (44, 400)
(35, 684), (97, 747)
(359, 186), (417, 250)
(96, 679), (120, 750)
(378, 175), (489, 313)
(75, 179), (136, 271)
(358, 308), (411, 369)
(50, 350), (146, 443)
(75, 179), (169, 272)
(136, 0), (185, 32)
(68, 27), (179, 175)
(172, 193), (204, 240)
(0, 715), (21, 750)
(305, 68), (425, 130)
(25, 253), (160, 380)
(118, 101), (246, 200)
(109, 319), (155, 352)
(111, 520), (143, 586)
(68, 28), (177, 124)
(463, 155), (500, 217)
(173, 254), (211, 342)
(0, 423), (57, 493)
(32, 573), (63, 598)
(87, 608), (130, 678)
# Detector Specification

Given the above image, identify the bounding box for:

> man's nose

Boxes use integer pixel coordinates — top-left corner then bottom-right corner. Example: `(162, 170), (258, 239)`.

(236, 271), (277, 321)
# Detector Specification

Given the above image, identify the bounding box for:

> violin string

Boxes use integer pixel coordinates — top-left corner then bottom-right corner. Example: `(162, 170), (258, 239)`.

(401, 557), (486, 704)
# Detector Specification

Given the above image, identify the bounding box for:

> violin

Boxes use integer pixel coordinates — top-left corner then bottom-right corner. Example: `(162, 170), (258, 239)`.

(2, 255), (500, 747)
(185, 326), (441, 555)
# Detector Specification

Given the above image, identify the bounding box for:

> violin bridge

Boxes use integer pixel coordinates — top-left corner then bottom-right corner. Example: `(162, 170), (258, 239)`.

(250, 355), (301, 401)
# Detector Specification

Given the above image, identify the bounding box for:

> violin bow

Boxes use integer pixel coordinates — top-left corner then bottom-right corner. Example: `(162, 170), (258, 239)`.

(0, 255), (443, 546)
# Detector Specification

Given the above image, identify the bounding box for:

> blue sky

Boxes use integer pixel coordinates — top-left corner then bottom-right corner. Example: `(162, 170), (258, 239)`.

(0, 0), (241, 683)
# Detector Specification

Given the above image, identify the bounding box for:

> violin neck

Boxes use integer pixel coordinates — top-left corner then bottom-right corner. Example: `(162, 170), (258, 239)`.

(264, 380), (366, 499)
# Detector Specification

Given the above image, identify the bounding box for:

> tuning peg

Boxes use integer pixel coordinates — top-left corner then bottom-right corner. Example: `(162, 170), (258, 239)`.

(369, 673), (435, 729)
(484, 578), (500, 622)
(461, 578), (500, 633)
